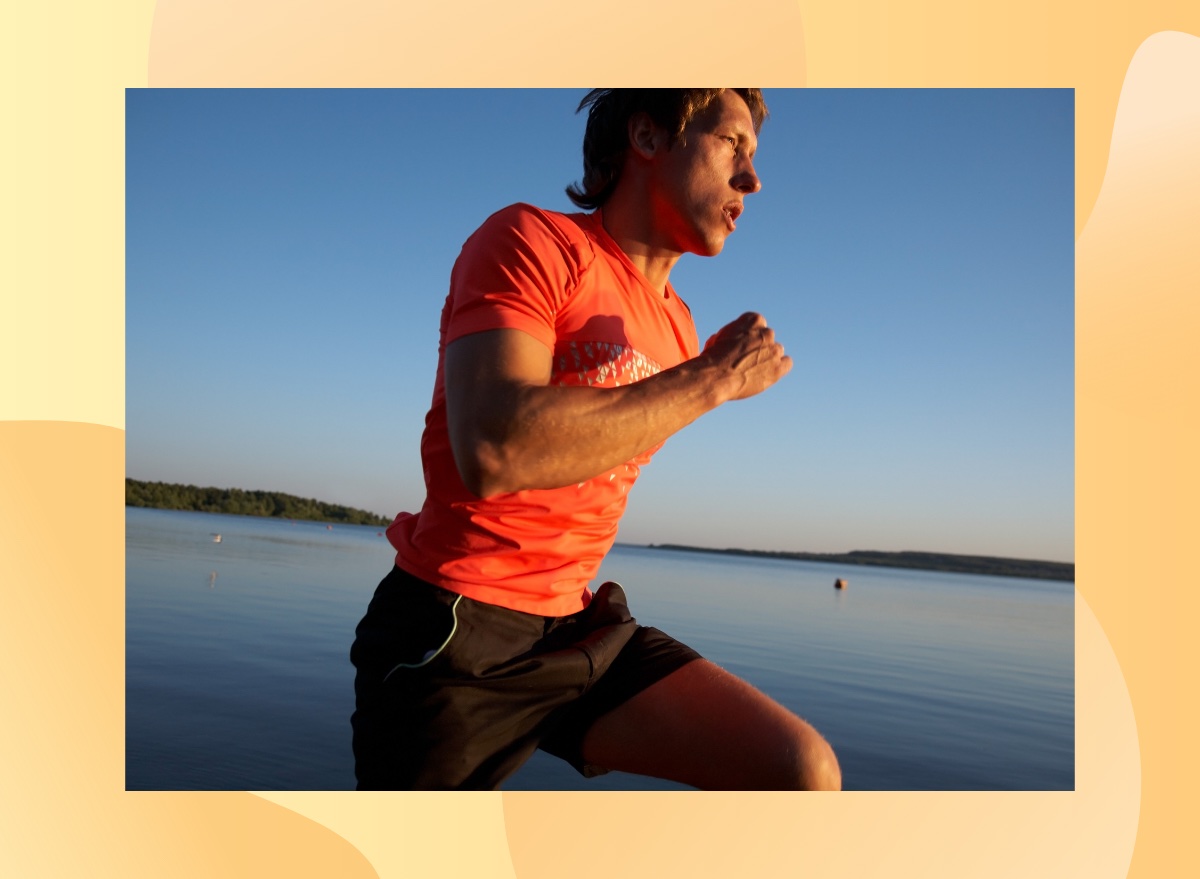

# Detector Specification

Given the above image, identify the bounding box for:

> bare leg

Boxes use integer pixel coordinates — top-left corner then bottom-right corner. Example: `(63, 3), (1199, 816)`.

(580, 659), (841, 790)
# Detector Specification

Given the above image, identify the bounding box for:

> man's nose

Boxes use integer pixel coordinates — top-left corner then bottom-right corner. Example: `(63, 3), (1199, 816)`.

(734, 160), (761, 195)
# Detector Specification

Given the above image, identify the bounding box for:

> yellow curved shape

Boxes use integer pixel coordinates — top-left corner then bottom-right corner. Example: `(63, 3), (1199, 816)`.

(1076, 29), (1200, 879)
(253, 793), (518, 879)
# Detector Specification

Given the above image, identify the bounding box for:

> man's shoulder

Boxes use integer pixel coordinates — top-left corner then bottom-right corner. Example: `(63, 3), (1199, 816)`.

(480, 202), (592, 238)
(468, 203), (597, 267)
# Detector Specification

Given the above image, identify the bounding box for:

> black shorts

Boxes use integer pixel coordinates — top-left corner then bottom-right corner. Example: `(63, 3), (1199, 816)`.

(350, 565), (702, 790)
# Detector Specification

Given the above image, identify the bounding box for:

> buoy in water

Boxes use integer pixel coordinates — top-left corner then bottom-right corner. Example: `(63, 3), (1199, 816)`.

(834, 578), (847, 590)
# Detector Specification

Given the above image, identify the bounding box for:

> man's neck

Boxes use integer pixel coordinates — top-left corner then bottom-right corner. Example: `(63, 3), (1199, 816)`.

(598, 191), (681, 296)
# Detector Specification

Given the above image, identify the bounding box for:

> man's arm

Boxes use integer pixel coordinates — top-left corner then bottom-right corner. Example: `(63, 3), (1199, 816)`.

(445, 312), (792, 498)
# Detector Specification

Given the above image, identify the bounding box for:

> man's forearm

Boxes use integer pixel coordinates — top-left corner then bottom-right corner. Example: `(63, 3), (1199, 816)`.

(452, 359), (723, 497)
(446, 313), (791, 498)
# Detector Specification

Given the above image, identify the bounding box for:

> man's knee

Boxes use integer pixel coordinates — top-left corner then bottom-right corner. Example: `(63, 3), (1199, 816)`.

(797, 735), (841, 790)
(782, 727), (841, 791)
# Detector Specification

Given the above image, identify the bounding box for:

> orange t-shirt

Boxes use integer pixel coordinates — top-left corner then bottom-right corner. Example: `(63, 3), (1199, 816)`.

(387, 203), (700, 616)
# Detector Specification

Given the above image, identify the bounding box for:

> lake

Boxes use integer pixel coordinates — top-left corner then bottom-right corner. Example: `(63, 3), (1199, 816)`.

(125, 507), (1073, 790)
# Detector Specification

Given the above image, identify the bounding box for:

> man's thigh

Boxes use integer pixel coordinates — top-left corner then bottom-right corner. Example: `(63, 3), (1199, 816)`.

(537, 622), (702, 776)
(579, 658), (842, 790)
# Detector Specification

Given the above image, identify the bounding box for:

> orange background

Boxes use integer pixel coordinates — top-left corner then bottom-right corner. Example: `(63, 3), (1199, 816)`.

(4, 1), (1199, 876)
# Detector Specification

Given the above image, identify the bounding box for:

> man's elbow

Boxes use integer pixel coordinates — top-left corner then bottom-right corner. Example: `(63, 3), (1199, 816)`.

(452, 439), (519, 498)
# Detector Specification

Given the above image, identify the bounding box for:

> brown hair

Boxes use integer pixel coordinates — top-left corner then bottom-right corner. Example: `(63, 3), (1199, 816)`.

(565, 89), (768, 210)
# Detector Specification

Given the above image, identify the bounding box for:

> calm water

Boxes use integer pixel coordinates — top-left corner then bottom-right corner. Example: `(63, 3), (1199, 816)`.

(125, 507), (1073, 790)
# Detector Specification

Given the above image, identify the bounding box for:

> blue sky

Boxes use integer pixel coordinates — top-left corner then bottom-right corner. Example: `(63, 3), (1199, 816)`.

(126, 89), (1074, 562)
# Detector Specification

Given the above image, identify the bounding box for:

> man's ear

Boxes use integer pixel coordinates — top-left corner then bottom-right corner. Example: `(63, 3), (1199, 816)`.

(627, 112), (665, 160)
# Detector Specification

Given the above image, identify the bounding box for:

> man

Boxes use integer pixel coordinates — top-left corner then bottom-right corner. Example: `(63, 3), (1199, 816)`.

(351, 89), (841, 791)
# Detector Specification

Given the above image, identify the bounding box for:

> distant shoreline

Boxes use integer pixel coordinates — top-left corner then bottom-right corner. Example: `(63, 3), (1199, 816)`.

(125, 478), (392, 527)
(643, 543), (1074, 582)
(127, 479), (1073, 582)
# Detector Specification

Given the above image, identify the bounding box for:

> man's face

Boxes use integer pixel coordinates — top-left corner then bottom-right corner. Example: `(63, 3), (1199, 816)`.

(648, 90), (761, 258)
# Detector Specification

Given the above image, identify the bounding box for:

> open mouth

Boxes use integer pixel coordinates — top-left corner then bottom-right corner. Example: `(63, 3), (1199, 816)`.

(723, 203), (743, 231)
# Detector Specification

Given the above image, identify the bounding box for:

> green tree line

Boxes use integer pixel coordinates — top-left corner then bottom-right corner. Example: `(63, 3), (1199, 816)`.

(125, 478), (391, 526)
(649, 544), (1074, 582)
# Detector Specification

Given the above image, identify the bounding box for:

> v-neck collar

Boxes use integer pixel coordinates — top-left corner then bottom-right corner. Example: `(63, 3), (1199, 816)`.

(583, 210), (678, 303)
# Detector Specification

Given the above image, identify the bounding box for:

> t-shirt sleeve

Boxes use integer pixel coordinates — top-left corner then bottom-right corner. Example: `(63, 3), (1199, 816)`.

(443, 204), (592, 352)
